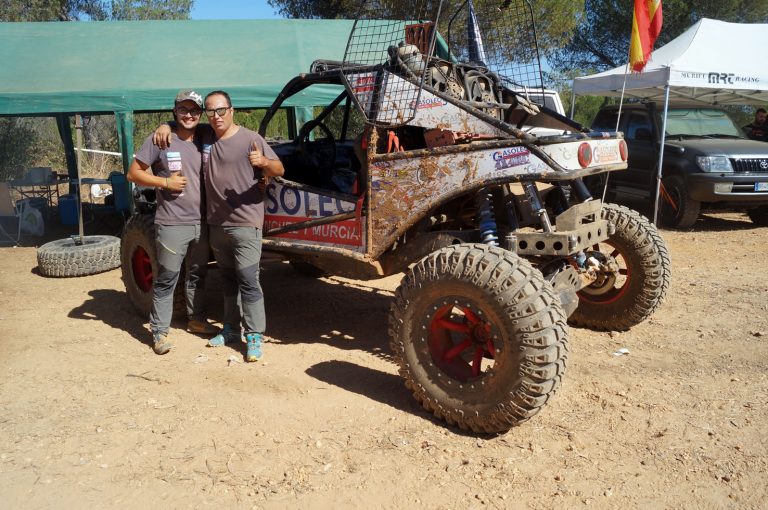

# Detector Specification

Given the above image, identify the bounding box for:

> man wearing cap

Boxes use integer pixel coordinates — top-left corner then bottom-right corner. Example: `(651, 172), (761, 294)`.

(127, 90), (218, 355)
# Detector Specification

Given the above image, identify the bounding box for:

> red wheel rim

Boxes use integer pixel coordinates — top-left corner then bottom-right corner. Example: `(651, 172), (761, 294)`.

(428, 302), (497, 382)
(131, 246), (153, 292)
(578, 241), (630, 305)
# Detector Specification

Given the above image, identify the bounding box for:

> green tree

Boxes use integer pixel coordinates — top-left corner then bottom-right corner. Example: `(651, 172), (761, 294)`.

(0, 0), (106, 21)
(110, 0), (193, 20)
(0, 0), (193, 21)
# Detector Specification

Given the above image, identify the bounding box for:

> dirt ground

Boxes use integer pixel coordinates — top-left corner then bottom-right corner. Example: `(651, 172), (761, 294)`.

(0, 209), (767, 509)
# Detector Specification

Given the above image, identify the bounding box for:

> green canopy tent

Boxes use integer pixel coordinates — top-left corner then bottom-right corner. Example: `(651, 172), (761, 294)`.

(0, 19), (355, 185)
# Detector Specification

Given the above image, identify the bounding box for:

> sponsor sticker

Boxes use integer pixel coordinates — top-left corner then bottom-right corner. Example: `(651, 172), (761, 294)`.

(166, 151), (182, 172)
(492, 147), (530, 170)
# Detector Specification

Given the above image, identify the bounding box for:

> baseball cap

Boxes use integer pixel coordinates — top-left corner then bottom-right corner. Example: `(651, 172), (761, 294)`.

(175, 90), (203, 108)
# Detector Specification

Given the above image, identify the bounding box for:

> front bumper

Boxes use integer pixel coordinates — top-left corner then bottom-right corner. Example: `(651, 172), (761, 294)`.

(688, 173), (768, 204)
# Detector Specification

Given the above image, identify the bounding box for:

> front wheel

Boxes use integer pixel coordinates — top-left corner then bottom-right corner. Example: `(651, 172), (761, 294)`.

(569, 203), (671, 331)
(389, 244), (568, 433)
(659, 175), (699, 229)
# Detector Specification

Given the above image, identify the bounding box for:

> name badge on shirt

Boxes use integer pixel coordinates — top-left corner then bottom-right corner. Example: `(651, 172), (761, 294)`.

(167, 151), (182, 172)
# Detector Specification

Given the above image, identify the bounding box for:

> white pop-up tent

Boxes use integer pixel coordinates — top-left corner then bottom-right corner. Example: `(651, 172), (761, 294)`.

(572, 18), (768, 224)
(573, 18), (768, 106)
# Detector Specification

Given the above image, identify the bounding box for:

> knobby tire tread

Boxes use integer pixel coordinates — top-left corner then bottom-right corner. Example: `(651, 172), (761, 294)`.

(389, 244), (568, 434)
(37, 235), (120, 277)
(570, 203), (671, 331)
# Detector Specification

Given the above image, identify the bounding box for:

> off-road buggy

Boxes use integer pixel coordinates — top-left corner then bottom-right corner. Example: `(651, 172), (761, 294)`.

(121, 0), (671, 433)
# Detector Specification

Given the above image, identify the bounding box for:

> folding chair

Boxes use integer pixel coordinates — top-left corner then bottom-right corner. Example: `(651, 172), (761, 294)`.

(0, 182), (28, 245)
(87, 171), (130, 235)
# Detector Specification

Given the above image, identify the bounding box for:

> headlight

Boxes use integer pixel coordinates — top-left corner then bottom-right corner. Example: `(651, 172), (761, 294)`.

(696, 156), (733, 173)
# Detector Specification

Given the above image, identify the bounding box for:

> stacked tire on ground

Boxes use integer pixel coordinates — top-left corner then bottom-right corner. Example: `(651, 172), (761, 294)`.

(37, 235), (121, 277)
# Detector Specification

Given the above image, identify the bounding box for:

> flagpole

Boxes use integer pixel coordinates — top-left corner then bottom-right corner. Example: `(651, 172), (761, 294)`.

(653, 85), (670, 226)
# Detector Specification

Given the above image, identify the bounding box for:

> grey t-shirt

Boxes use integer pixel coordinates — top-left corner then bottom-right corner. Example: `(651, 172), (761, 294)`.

(205, 126), (279, 229)
(135, 133), (204, 225)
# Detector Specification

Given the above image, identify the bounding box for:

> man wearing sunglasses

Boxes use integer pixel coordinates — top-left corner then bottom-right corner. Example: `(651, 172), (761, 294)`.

(128, 90), (219, 355)
(201, 90), (284, 363)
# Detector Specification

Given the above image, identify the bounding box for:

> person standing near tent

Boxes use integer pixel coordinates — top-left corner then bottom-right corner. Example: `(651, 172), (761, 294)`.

(127, 89), (219, 355)
(201, 90), (284, 363)
(743, 108), (768, 141)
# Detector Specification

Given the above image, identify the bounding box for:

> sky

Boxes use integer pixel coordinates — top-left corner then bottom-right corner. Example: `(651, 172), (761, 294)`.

(191, 0), (281, 20)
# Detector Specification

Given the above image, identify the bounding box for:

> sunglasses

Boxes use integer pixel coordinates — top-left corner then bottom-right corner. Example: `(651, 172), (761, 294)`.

(175, 107), (202, 116)
(205, 107), (231, 117)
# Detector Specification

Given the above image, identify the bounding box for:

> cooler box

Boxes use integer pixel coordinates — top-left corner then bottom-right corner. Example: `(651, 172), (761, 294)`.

(58, 194), (78, 225)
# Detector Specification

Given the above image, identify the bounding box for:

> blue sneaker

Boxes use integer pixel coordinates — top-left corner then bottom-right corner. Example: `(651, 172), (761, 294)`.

(152, 332), (172, 355)
(245, 333), (263, 362)
(207, 324), (242, 347)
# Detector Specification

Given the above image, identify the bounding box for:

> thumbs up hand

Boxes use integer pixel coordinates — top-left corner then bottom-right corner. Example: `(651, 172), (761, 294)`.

(249, 140), (268, 169)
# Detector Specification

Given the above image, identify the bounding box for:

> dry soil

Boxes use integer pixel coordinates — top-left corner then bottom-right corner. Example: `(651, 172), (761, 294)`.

(0, 210), (767, 509)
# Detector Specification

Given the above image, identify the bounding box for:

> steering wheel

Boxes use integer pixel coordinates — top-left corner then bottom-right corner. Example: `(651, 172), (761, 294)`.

(297, 118), (337, 171)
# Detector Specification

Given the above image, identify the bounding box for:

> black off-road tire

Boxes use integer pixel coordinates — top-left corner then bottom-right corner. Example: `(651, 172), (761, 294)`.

(659, 175), (700, 229)
(570, 203), (671, 331)
(389, 244), (568, 434)
(747, 205), (768, 226)
(37, 235), (120, 277)
(120, 214), (185, 318)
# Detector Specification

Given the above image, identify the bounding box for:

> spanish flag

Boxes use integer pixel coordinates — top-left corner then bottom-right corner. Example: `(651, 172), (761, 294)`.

(629, 0), (663, 72)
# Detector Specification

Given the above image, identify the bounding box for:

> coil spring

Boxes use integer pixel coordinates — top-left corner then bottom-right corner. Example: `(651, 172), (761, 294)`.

(476, 189), (499, 246)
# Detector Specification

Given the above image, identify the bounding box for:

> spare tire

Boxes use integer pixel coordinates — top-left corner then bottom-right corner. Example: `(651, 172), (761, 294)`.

(37, 235), (120, 277)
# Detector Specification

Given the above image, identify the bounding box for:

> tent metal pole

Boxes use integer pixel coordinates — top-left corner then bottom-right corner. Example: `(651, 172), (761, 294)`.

(652, 85), (671, 226)
(74, 114), (85, 245)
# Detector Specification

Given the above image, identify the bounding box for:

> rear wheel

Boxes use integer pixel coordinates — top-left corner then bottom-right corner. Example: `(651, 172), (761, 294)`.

(120, 214), (184, 318)
(570, 203), (671, 331)
(659, 175), (699, 229)
(389, 244), (568, 433)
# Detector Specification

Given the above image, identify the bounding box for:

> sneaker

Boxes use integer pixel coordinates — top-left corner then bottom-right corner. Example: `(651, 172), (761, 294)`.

(187, 318), (219, 335)
(245, 333), (263, 362)
(152, 333), (172, 355)
(208, 324), (242, 347)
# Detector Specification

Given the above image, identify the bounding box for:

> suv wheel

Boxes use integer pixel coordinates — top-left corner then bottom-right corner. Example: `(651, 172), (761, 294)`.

(569, 203), (671, 331)
(659, 175), (700, 229)
(389, 244), (568, 433)
(747, 205), (768, 226)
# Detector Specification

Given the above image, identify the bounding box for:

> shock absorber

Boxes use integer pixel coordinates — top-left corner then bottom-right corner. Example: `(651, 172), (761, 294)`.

(523, 182), (553, 232)
(475, 188), (499, 246)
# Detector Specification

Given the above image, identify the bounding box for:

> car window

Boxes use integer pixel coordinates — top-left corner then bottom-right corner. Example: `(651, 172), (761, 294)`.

(297, 84), (365, 143)
(626, 113), (652, 141)
(591, 111), (620, 132)
(664, 108), (744, 137)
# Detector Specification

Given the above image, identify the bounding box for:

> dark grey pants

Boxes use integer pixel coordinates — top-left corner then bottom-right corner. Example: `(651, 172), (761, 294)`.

(209, 225), (265, 335)
(149, 223), (210, 336)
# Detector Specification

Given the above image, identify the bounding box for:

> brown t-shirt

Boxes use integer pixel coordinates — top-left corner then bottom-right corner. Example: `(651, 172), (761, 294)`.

(204, 126), (279, 229)
(135, 133), (204, 225)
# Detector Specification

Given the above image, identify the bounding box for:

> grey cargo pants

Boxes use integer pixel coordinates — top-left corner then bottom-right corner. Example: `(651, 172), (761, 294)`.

(209, 225), (265, 335)
(149, 223), (210, 336)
